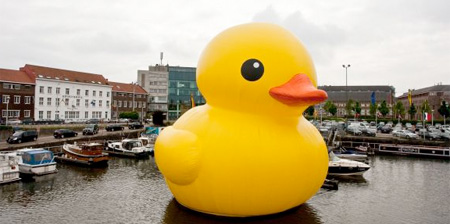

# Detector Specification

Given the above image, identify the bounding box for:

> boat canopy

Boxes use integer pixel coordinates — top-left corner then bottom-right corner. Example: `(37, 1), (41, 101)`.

(21, 150), (54, 165)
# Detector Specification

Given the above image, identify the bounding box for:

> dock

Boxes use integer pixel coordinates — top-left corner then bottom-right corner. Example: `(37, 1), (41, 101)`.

(378, 144), (450, 158)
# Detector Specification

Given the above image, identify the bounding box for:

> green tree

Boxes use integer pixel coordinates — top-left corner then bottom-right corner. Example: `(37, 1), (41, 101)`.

(369, 103), (378, 117)
(437, 101), (450, 119)
(408, 103), (417, 120)
(329, 103), (337, 116)
(393, 101), (406, 118)
(378, 100), (389, 117)
(119, 111), (139, 120)
(345, 99), (354, 117)
(305, 106), (315, 116)
(353, 101), (361, 115)
(420, 100), (431, 114)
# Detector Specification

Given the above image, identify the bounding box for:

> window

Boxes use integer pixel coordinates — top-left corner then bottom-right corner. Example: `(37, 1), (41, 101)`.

(47, 111), (51, 119)
(39, 111), (43, 119)
(93, 91), (96, 97)
(113, 100), (117, 107)
(56, 87), (60, 94)
(85, 90), (89, 96)
(25, 96), (31, 104)
(56, 98), (60, 106)
(14, 95), (20, 104)
(39, 86), (44, 93)
(107, 92), (110, 97)
(65, 98), (69, 106)
(85, 111), (88, 119)
(2, 110), (20, 118)
(99, 100), (102, 107)
(76, 99), (80, 107)
(77, 89), (80, 95)
(105, 111), (108, 119)
(85, 99), (89, 107)
(129, 101), (133, 108)
(2, 95), (9, 104)
(47, 98), (51, 106)
(39, 97), (44, 105)
(118, 101), (122, 107)
(99, 91), (102, 97)
(65, 88), (70, 95)
(124, 101), (128, 107)
(143, 102), (146, 108)
(138, 102), (141, 108)
(24, 110), (30, 117)
(91, 100), (96, 107)
(106, 101), (110, 107)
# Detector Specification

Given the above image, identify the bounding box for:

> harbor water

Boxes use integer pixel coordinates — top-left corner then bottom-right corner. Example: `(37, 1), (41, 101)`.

(1, 156), (449, 224)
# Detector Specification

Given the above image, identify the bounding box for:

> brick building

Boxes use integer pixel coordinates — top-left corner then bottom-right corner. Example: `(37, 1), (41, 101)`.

(110, 81), (148, 120)
(0, 68), (35, 123)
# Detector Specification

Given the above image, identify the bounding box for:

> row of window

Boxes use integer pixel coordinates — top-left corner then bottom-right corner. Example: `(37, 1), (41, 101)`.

(37, 97), (110, 108)
(149, 81), (168, 86)
(37, 111), (108, 120)
(3, 83), (33, 90)
(39, 86), (110, 97)
(148, 89), (167, 93)
(112, 100), (146, 109)
(2, 95), (32, 104)
(113, 92), (145, 98)
(2, 110), (30, 118)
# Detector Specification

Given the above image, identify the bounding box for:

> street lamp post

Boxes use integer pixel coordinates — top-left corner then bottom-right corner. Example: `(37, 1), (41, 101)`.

(342, 64), (350, 119)
(432, 109), (434, 126)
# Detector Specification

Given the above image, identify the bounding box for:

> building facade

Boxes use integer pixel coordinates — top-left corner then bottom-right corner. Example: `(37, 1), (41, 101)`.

(110, 81), (148, 120)
(20, 65), (112, 122)
(138, 65), (169, 115)
(167, 66), (205, 120)
(318, 85), (396, 117)
(0, 69), (35, 123)
(397, 84), (450, 120)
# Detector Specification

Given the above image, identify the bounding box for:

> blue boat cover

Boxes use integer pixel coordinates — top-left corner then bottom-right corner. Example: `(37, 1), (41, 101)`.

(22, 149), (54, 165)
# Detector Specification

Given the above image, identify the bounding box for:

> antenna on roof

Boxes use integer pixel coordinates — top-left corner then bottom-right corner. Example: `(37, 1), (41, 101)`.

(160, 52), (163, 65)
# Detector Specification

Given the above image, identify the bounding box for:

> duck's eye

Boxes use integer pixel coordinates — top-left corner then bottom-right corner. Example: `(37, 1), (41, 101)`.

(241, 59), (264, 81)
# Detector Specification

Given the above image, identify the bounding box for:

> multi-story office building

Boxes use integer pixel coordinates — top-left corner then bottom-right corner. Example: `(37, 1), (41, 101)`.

(0, 69), (35, 122)
(167, 66), (205, 120)
(397, 84), (450, 120)
(20, 64), (112, 122)
(110, 81), (148, 120)
(138, 65), (205, 120)
(318, 85), (395, 117)
(138, 65), (169, 115)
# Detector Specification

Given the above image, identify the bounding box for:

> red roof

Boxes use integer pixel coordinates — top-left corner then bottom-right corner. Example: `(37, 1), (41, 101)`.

(109, 81), (147, 94)
(20, 64), (108, 85)
(0, 68), (35, 84)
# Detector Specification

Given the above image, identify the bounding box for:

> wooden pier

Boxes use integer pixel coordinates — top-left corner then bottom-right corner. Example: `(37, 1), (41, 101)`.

(378, 144), (450, 158)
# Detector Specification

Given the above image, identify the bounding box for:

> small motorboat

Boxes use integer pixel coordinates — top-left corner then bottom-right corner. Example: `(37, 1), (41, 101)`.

(332, 147), (369, 164)
(328, 151), (370, 176)
(0, 153), (21, 184)
(15, 148), (58, 177)
(105, 139), (152, 158)
(55, 142), (109, 167)
(138, 136), (154, 156)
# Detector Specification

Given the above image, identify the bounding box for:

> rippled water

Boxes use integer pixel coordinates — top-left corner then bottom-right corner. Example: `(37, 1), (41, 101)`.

(1, 156), (449, 224)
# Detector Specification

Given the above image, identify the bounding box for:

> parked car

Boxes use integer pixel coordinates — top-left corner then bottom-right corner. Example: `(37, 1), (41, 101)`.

(6, 130), (38, 144)
(380, 124), (393, 133)
(85, 119), (100, 124)
(22, 118), (34, 125)
(438, 130), (450, 141)
(128, 122), (144, 129)
(346, 125), (362, 135)
(106, 124), (124, 132)
(83, 124), (99, 135)
(393, 130), (419, 139)
(53, 129), (78, 138)
(418, 129), (440, 140)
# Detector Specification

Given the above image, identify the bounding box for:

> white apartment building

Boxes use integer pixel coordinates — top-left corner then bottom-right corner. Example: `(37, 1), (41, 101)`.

(21, 64), (112, 122)
(138, 65), (168, 114)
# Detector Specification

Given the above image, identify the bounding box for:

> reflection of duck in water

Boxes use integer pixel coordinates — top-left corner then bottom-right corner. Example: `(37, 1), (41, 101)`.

(155, 23), (328, 216)
(162, 199), (322, 224)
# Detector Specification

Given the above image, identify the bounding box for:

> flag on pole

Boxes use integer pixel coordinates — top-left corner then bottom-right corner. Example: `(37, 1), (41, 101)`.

(424, 112), (431, 121)
(371, 91), (376, 105)
(408, 89), (412, 106)
(190, 93), (196, 108)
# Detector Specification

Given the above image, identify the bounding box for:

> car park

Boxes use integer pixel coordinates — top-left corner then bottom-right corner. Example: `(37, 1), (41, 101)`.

(6, 130), (38, 144)
(53, 129), (78, 138)
(128, 122), (144, 129)
(83, 124), (99, 135)
(106, 124), (124, 132)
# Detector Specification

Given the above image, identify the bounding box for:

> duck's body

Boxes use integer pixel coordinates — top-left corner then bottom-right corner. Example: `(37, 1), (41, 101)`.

(155, 23), (329, 217)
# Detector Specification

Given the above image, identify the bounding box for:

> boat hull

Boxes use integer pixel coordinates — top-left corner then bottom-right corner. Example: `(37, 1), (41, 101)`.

(59, 143), (109, 167)
(19, 163), (58, 176)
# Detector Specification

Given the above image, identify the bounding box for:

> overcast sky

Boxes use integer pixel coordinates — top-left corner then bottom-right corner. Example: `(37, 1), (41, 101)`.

(1, 0), (449, 96)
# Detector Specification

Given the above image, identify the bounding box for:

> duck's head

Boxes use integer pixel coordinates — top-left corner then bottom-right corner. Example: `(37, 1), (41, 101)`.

(197, 23), (327, 116)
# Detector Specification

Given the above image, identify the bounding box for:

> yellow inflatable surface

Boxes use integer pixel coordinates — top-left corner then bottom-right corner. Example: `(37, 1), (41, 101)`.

(155, 23), (329, 217)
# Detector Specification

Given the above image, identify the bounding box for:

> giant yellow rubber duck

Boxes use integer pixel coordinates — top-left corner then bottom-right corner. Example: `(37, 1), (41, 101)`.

(155, 23), (328, 217)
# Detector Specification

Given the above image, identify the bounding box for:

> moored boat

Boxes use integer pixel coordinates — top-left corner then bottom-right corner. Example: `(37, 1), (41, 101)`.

(15, 148), (58, 177)
(0, 153), (21, 184)
(105, 139), (151, 158)
(328, 151), (370, 176)
(55, 142), (109, 167)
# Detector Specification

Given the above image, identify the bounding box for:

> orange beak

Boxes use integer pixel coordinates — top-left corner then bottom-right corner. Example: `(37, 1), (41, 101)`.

(269, 74), (328, 106)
